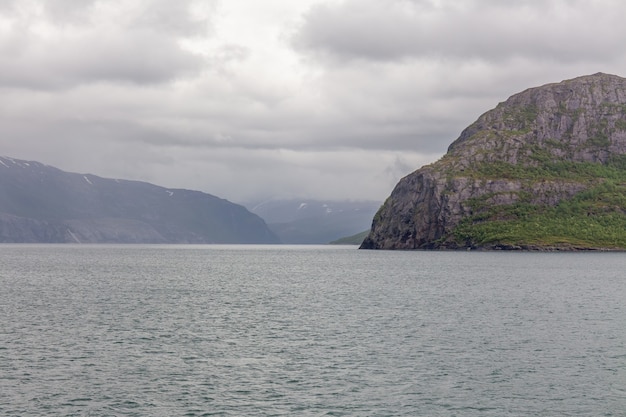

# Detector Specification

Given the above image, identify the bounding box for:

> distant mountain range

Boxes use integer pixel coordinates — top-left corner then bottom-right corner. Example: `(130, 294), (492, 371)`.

(0, 156), (279, 243)
(246, 199), (381, 244)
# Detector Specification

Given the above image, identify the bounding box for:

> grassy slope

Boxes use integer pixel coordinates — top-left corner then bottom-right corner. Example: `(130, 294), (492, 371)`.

(449, 155), (626, 249)
(329, 230), (370, 245)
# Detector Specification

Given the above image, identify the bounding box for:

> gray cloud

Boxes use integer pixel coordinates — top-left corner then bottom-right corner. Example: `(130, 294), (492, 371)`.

(0, 1), (210, 89)
(2, 0), (626, 203)
(287, 0), (626, 156)
(0, 34), (202, 89)
(293, 0), (626, 64)
(134, 0), (212, 36)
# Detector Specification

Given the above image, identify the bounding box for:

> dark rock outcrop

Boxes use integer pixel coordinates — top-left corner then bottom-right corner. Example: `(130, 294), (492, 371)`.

(0, 156), (279, 243)
(361, 73), (626, 250)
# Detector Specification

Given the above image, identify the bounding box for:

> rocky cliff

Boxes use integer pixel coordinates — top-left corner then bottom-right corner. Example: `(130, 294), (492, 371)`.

(361, 73), (626, 250)
(0, 156), (279, 243)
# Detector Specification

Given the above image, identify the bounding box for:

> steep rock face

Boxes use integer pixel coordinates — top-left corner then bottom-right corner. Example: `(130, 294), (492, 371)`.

(361, 73), (626, 250)
(0, 156), (279, 244)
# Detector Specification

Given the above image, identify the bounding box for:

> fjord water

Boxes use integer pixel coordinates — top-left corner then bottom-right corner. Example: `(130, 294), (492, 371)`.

(1, 245), (624, 416)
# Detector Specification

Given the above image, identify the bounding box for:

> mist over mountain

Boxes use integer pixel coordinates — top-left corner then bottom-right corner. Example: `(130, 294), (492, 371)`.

(0, 156), (278, 244)
(246, 199), (380, 244)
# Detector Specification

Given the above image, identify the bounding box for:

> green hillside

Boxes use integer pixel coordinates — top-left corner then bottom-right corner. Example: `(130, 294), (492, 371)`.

(330, 230), (370, 245)
(452, 160), (626, 249)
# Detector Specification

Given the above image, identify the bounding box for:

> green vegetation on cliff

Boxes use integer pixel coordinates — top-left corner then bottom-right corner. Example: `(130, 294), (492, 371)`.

(453, 181), (626, 249)
(330, 230), (370, 245)
(449, 152), (626, 249)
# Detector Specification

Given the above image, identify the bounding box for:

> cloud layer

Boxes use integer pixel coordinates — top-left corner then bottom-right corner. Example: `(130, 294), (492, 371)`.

(1, 0), (626, 203)
(295, 0), (626, 63)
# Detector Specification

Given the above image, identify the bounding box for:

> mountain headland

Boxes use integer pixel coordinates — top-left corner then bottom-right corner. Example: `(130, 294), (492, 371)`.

(0, 156), (279, 244)
(361, 73), (626, 250)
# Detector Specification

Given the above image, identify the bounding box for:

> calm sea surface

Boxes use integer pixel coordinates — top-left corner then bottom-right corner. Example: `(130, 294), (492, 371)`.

(0, 244), (624, 416)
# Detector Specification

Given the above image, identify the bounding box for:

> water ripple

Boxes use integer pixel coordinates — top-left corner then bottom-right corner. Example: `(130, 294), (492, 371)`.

(1, 246), (625, 416)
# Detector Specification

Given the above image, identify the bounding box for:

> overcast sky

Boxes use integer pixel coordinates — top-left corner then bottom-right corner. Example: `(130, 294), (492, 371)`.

(2, 0), (626, 203)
